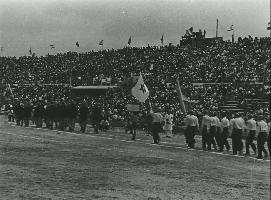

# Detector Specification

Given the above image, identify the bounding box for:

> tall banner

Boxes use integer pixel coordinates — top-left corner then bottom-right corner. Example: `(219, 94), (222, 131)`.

(176, 79), (187, 115)
(131, 73), (149, 103)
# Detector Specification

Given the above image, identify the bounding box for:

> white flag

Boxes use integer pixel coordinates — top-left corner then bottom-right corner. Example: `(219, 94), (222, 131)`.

(131, 73), (149, 103)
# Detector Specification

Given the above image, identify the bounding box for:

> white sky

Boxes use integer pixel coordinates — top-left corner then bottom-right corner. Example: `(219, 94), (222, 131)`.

(0, 0), (270, 57)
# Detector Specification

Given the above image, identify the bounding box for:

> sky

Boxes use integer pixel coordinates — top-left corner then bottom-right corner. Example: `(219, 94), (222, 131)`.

(0, 0), (270, 57)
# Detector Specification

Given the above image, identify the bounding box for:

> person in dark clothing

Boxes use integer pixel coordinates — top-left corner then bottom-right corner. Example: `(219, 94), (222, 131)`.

(23, 100), (32, 127)
(150, 109), (163, 144)
(7, 104), (15, 122)
(54, 101), (61, 129)
(14, 102), (24, 126)
(34, 101), (45, 128)
(45, 101), (55, 130)
(91, 104), (102, 134)
(78, 102), (89, 133)
(58, 101), (67, 131)
(100, 109), (110, 132)
(67, 101), (77, 132)
(127, 112), (139, 140)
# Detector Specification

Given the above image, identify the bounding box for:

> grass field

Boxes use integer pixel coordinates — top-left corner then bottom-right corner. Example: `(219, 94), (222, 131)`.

(0, 116), (270, 200)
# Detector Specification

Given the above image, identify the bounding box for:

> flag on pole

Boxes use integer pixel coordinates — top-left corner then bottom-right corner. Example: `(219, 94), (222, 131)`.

(99, 40), (103, 45)
(160, 34), (164, 45)
(128, 36), (131, 45)
(76, 41), (79, 47)
(176, 79), (187, 115)
(29, 48), (32, 55)
(185, 30), (191, 36)
(131, 73), (149, 103)
(227, 25), (234, 31)
(185, 27), (193, 36)
(188, 27), (193, 34)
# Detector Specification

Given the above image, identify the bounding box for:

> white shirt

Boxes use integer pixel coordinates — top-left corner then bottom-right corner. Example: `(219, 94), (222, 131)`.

(246, 118), (257, 131)
(257, 120), (268, 132)
(201, 115), (211, 127)
(210, 116), (220, 127)
(221, 117), (230, 128)
(232, 117), (246, 130)
(186, 115), (199, 127)
(163, 114), (173, 130)
(164, 114), (173, 125)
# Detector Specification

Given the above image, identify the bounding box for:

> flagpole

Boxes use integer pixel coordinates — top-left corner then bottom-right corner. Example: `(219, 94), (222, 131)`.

(232, 29), (235, 43)
(8, 84), (14, 99)
(216, 19), (218, 38)
(0, 31), (3, 57)
(0, 46), (3, 57)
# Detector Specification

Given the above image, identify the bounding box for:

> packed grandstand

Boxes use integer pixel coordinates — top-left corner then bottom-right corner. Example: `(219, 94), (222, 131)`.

(0, 36), (270, 125)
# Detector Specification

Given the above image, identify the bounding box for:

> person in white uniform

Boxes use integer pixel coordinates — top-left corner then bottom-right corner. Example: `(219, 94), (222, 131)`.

(256, 115), (268, 159)
(231, 113), (245, 155)
(163, 109), (174, 138)
(245, 114), (257, 155)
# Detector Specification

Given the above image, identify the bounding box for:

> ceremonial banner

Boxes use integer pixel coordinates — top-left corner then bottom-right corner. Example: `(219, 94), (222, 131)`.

(131, 73), (149, 103)
(176, 79), (187, 115)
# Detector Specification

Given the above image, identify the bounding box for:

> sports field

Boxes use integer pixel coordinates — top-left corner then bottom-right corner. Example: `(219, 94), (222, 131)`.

(0, 116), (270, 200)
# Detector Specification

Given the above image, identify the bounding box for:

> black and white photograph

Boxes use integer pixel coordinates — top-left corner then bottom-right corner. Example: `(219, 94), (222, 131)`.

(0, 0), (270, 199)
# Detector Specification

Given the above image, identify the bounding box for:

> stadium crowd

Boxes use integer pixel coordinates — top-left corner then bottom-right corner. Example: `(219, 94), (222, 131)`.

(1, 36), (270, 159)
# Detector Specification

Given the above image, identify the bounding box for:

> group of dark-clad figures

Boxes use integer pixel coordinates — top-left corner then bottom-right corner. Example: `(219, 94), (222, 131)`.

(5, 100), (271, 160)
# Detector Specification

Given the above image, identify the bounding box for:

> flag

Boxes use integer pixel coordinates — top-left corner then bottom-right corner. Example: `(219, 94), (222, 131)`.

(188, 27), (193, 34)
(49, 44), (55, 49)
(131, 73), (149, 103)
(267, 22), (271, 30)
(128, 36), (131, 45)
(76, 41), (79, 47)
(227, 25), (234, 31)
(176, 79), (187, 115)
(29, 48), (32, 55)
(160, 34), (164, 45)
(185, 30), (191, 36)
(185, 27), (193, 36)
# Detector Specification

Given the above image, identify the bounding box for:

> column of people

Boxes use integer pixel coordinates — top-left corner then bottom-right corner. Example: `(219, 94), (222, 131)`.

(6, 100), (270, 159)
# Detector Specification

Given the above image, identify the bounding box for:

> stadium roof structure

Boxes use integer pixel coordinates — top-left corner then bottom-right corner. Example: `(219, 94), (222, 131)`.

(71, 85), (118, 97)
